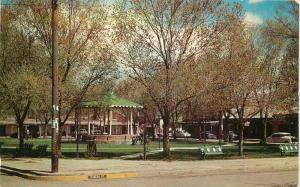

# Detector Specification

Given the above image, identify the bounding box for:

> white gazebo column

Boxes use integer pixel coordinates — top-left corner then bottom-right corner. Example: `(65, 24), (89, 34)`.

(44, 124), (47, 137)
(136, 111), (140, 135)
(127, 110), (130, 135)
(130, 109), (133, 136)
(109, 109), (112, 135)
(88, 108), (91, 135)
(66, 125), (69, 137)
(17, 126), (20, 138)
(39, 125), (42, 138)
(103, 111), (106, 133)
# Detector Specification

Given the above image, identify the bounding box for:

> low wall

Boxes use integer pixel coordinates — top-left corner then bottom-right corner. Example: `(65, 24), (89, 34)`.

(93, 135), (137, 144)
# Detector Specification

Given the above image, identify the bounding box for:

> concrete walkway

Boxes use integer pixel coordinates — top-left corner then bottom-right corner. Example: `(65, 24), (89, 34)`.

(0, 156), (297, 181)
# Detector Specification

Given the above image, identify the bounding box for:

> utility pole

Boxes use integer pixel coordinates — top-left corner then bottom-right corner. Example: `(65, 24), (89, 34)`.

(51, 0), (59, 173)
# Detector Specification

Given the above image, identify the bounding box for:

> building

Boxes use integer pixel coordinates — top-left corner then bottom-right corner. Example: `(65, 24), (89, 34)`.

(0, 93), (143, 143)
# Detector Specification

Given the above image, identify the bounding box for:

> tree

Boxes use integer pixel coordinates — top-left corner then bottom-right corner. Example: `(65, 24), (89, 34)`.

(254, 35), (292, 143)
(216, 16), (260, 155)
(115, 0), (242, 158)
(0, 6), (46, 154)
(116, 79), (160, 139)
(257, 1), (298, 143)
(262, 1), (298, 99)
(15, 0), (118, 154)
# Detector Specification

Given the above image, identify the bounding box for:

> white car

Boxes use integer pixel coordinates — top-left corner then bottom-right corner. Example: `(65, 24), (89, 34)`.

(175, 130), (191, 138)
(266, 132), (297, 143)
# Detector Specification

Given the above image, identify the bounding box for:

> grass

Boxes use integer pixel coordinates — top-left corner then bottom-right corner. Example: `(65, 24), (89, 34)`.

(131, 143), (298, 160)
(0, 137), (203, 151)
(0, 137), (297, 160)
(145, 148), (290, 161)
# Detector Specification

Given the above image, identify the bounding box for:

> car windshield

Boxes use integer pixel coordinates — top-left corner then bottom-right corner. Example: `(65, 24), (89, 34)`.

(272, 133), (290, 137)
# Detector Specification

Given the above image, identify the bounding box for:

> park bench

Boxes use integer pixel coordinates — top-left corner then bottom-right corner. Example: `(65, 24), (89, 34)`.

(199, 146), (224, 159)
(23, 143), (34, 156)
(34, 144), (48, 157)
(279, 143), (298, 156)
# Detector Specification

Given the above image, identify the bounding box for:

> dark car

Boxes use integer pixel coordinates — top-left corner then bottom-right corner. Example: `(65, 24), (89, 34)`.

(206, 132), (217, 139)
(201, 131), (217, 139)
(228, 131), (239, 140)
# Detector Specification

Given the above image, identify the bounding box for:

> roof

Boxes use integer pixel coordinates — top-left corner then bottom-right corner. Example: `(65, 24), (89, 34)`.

(179, 121), (219, 125)
(79, 93), (143, 109)
(0, 118), (43, 126)
(272, 132), (291, 135)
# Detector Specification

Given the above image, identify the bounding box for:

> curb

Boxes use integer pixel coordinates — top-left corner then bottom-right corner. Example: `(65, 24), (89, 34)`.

(0, 165), (137, 181)
(26, 172), (138, 181)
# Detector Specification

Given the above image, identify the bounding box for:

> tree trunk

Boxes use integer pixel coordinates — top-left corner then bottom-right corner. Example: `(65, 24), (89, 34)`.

(44, 122), (47, 139)
(223, 114), (229, 142)
(259, 110), (265, 143)
(18, 121), (25, 156)
(262, 120), (267, 144)
(238, 121), (244, 156)
(162, 115), (171, 158)
(219, 111), (223, 140)
(151, 122), (155, 140)
(14, 101), (31, 156)
(172, 117), (176, 140)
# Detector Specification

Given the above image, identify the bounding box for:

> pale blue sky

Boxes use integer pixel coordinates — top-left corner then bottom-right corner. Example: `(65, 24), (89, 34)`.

(1, 0), (296, 25)
(227, 0), (296, 24)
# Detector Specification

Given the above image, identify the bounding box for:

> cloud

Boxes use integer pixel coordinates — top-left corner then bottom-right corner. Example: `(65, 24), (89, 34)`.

(292, 0), (299, 4)
(249, 0), (299, 3)
(248, 0), (264, 4)
(244, 12), (263, 25)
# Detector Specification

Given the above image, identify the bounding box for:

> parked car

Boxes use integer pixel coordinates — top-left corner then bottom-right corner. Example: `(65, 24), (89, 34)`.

(228, 131), (239, 140)
(174, 130), (191, 138)
(93, 130), (102, 135)
(79, 129), (88, 135)
(200, 131), (217, 139)
(205, 132), (217, 139)
(266, 132), (297, 143)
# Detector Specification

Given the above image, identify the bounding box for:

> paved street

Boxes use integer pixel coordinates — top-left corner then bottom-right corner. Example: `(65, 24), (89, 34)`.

(0, 157), (298, 186)
(0, 169), (297, 187)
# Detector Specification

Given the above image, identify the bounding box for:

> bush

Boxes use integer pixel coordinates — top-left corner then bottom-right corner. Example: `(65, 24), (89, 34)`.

(10, 133), (18, 138)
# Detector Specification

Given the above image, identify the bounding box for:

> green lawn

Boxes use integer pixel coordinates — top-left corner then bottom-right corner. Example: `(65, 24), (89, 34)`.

(0, 137), (203, 151)
(0, 137), (221, 158)
(0, 138), (296, 160)
(145, 144), (295, 160)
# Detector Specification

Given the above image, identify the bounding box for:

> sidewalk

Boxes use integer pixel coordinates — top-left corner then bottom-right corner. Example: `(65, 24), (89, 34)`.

(0, 156), (297, 181)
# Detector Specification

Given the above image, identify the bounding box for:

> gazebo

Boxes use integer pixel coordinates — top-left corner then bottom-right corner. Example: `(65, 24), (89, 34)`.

(75, 93), (143, 143)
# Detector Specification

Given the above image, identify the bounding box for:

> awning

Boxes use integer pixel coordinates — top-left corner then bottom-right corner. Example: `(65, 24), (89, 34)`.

(79, 93), (143, 109)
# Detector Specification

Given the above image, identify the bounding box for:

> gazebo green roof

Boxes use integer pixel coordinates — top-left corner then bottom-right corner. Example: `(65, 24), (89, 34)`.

(79, 93), (143, 108)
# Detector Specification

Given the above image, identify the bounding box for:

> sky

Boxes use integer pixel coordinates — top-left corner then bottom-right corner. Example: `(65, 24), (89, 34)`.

(227, 0), (297, 25)
(1, 0), (297, 25)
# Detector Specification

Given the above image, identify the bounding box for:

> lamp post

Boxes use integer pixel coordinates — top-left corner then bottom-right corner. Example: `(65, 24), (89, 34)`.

(51, 0), (59, 173)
